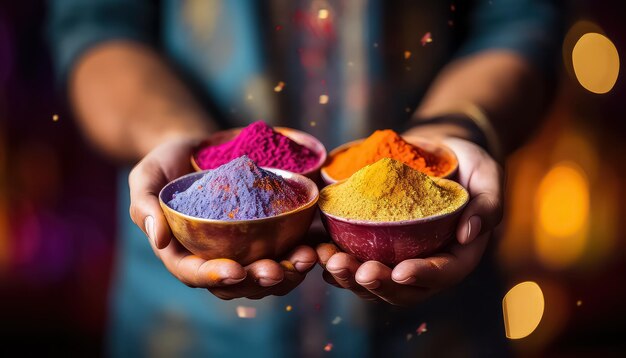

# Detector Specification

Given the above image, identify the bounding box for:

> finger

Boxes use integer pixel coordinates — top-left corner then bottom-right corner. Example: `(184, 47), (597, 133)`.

(391, 255), (456, 288)
(456, 160), (503, 244)
(208, 275), (269, 300)
(129, 160), (173, 249)
(392, 232), (490, 289)
(355, 261), (404, 304)
(249, 260), (306, 298)
(325, 253), (363, 290)
(322, 270), (343, 288)
(354, 260), (391, 291)
(252, 247), (317, 297)
(208, 248), (317, 300)
(286, 245), (317, 273)
(356, 261), (430, 305)
(322, 269), (381, 301)
(246, 259), (284, 287)
(158, 239), (247, 287)
(209, 261), (281, 300)
(316, 242), (341, 268)
(210, 260), (293, 300)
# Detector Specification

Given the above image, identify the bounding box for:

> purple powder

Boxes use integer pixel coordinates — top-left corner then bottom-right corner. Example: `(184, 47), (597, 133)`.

(168, 156), (308, 220)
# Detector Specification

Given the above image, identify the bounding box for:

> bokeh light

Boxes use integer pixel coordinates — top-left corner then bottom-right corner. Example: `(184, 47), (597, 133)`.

(534, 162), (590, 269)
(503, 281), (545, 339)
(236, 306), (257, 319)
(572, 33), (620, 94)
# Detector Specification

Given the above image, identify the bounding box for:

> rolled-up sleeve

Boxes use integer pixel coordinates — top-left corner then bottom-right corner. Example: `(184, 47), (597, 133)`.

(457, 0), (563, 77)
(47, 0), (157, 84)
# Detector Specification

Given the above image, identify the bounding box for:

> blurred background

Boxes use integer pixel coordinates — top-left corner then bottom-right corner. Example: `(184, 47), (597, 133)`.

(1, 1), (624, 356)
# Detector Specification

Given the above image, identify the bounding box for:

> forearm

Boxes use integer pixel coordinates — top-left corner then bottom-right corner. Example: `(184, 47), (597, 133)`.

(69, 41), (215, 161)
(408, 50), (550, 156)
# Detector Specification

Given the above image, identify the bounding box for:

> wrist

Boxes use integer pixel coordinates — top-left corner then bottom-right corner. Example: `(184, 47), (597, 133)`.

(404, 118), (480, 143)
(405, 109), (503, 162)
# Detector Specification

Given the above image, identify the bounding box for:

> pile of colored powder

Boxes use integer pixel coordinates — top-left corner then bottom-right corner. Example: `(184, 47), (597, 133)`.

(324, 129), (451, 180)
(319, 158), (467, 222)
(168, 156), (308, 220)
(195, 121), (320, 173)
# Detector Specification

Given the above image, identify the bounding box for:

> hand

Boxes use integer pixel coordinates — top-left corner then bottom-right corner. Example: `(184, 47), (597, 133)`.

(128, 137), (317, 299)
(317, 136), (503, 306)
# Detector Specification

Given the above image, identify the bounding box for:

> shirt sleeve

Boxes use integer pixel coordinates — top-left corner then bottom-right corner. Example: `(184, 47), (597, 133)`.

(47, 0), (157, 85)
(456, 0), (564, 77)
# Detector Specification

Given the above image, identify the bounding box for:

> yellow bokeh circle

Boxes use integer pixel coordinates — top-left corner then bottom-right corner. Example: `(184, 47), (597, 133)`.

(503, 281), (545, 339)
(572, 33), (620, 94)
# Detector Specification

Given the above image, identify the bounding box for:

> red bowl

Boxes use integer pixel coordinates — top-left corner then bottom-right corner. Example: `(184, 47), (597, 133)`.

(319, 179), (469, 266)
(191, 127), (327, 182)
(321, 136), (458, 185)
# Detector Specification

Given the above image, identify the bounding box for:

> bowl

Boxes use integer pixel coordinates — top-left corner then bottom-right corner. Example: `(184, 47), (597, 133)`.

(191, 126), (327, 182)
(159, 168), (319, 266)
(319, 179), (469, 266)
(320, 137), (458, 185)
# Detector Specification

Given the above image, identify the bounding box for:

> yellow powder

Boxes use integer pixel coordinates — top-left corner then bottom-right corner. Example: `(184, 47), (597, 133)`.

(319, 158), (467, 221)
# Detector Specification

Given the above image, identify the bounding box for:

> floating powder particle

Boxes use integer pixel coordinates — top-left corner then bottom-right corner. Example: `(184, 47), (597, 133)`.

(323, 343), (333, 352)
(236, 306), (257, 319)
(168, 156), (308, 220)
(331, 316), (342, 325)
(417, 322), (428, 335)
(195, 121), (319, 173)
(274, 81), (285, 92)
(421, 32), (433, 46)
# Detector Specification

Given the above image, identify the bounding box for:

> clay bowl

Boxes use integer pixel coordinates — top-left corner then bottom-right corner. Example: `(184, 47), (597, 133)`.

(320, 137), (458, 185)
(159, 168), (319, 266)
(191, 127), (327, 182)
(319, 179), (469, 267)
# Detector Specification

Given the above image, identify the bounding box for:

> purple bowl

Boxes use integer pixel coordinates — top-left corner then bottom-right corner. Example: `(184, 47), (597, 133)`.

(319, 179), (469, 266)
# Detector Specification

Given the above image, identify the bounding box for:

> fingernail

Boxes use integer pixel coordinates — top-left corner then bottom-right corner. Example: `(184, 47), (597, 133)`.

(144, 216), (156, 246)
(294, 261), (313, 273)
(394, 276), (415, 285)
(359, 280), (381, 289)
(257, 277), (281, 287)
(221, 277), (246, 285)
(466, 216), (482, 244)
(328, 269), (349, 280)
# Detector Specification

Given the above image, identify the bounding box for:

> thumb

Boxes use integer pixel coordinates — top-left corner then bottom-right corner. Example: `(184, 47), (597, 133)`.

(129, 159), (173, 249)
(456, 161), (504, 245)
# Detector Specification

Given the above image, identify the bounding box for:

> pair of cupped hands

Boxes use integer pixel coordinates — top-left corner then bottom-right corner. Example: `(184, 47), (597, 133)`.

(129, 134), (503, 306)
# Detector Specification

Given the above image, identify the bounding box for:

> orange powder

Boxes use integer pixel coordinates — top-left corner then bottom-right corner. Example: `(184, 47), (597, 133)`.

(325, 129), (450, 180)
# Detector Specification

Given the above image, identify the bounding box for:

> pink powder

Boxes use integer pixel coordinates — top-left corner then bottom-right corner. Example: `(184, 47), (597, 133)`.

(195, 121), (320, 173)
